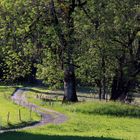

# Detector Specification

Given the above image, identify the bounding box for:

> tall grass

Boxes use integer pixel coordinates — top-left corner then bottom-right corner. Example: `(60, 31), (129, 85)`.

(69, 101), (140, 118)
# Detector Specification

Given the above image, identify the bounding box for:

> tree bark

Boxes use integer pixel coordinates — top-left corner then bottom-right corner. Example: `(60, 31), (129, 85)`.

(63, 65), (78, 102)
(110, 74), (126, 101)
(95, 79), (102, 100)
(101, 51), (106, 99)
(50, 0), (78, 102)
(110, 69), (136, 101)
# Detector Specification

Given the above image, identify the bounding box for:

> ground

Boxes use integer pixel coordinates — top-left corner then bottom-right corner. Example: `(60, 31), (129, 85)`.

(0, 86), (140, 140)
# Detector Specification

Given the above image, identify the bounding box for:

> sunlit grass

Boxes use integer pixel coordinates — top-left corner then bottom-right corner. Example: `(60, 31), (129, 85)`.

(0, 86), (40, 128)
(23, 88), (140, 140)
(0, 86), (140, 140)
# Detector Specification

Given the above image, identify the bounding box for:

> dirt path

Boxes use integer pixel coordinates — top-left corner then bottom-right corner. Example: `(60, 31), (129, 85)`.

(0, 88), (67, 133)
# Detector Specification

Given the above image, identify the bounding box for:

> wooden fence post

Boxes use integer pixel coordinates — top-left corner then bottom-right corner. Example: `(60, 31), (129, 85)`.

(0, 116), (2, 129)
(7, 112), (10, 124)
(19, 109), (21, 122)
(30, 107), (32, 121)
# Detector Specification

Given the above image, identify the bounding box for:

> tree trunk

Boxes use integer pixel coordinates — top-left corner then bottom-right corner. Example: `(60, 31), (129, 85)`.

(102, 76), (106, 99)
(101, 53), (106, 99)
(110, 73), (133, 101)
(95, 79), (102, 100)
(50, 0), (78, 102)
(63, 65), (78, 102)
(99, 84), (102, 100)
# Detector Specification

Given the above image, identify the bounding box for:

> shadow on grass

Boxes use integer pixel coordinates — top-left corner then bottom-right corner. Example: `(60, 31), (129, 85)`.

(1, 121), (39, 130)
(23, 88), (93, 99)
(0, 132), (120, 140)
(12, 87), (140, 118)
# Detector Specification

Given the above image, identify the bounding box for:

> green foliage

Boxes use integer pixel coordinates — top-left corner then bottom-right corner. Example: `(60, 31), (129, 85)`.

(0, 0), (140, 99)
(2, 48), (31, 81)
(37, 55), (64, 88)
(0, 0), (45, 82)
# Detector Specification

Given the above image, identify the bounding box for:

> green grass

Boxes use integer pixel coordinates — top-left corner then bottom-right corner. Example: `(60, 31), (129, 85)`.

(0, 86), (140, 140)
(72, 101), (140, 117)
(25, 89), (140, 140)
(0, 86), (40, 129)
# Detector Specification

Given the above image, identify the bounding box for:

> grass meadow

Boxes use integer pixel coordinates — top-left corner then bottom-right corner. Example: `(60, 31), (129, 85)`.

(0, 86), (40, 129)
(0, 86), (140, 140)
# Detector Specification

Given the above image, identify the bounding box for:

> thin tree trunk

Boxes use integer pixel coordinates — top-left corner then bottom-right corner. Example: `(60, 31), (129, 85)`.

(102, 76), (106, 99)
(95, 79), (102, 100)
(110, 73), (131, 101)
(99, 84), (102, 100)
(101, 53), (106, 99)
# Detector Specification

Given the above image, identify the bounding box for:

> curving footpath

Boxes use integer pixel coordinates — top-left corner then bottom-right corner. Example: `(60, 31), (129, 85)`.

(0, 88), (67, 133)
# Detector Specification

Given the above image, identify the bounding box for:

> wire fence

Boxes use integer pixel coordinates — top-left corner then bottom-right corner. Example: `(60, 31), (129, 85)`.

(0, 108), (33, 129)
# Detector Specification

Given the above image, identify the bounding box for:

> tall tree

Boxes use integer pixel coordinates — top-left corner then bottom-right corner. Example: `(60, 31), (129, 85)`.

(76, 0), (140, 101)
(49, 0), (82, 102)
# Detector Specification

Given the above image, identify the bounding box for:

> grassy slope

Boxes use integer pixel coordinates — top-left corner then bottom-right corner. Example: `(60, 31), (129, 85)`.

(25, 89), (140, 139)
(0, 87), (140, 140)
(0, 86), (40, 128)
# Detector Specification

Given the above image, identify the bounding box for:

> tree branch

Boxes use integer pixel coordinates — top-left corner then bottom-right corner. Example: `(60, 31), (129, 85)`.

(77, 0), (99, 30)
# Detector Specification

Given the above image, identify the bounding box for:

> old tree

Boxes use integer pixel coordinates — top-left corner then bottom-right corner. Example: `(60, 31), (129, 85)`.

(0, 0), (140, 102)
